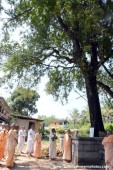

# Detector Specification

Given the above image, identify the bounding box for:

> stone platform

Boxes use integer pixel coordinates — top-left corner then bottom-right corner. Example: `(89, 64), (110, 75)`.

(72, 137), (104, 167)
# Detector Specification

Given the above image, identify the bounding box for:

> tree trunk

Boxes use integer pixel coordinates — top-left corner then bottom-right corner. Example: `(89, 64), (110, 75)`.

(85, 74), (105, 137)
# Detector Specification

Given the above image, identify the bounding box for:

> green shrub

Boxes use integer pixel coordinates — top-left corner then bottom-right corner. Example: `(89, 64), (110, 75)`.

(104, 123), (113, 132)
(40, 129), (50, 135)
(99, 131), (106, 137)
(56, 128), (65, 134)
(78, 124), (90, 137)
(44, 129), (50, 134)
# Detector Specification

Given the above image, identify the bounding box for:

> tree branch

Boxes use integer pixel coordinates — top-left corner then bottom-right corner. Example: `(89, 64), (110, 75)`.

(57, 16), (74, 38)
(97, 81), (113, 98)
(103, 65), (113, 79)
(3, 7), (33, 28)
(98, 50), (113, 68)
(44, 48), (74, 64)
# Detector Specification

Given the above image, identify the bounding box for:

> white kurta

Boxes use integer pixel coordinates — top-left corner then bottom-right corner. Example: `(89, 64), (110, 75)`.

(49, 133), (56, 158)
(18, 129), (26, 153)
(26, 129), (35, 154)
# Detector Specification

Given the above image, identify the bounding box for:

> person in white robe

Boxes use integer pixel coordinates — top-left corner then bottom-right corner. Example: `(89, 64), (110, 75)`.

(49, 128), (57, 160)
(26, 126), (35, 155)
(17, 126), (26, 154)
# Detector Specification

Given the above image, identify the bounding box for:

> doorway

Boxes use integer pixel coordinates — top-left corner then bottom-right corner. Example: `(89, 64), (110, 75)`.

(28, 122), (35, 130)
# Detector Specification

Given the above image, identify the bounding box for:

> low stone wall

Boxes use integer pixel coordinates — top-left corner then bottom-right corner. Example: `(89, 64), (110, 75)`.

(72, 137), (104, 166)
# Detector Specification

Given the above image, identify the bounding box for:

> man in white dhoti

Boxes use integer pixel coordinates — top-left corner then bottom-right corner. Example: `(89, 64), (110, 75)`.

(26, 126), (35, 156)
(17, 126), (26, 154)
(49, 128), (57, 160)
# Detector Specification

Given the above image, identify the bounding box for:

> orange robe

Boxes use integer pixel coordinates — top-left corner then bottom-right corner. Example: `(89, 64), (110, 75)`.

(34, 133), (42, 158)
(63, 133), (72, 162)
(5, 129), (18, 168)
(102, 134), (113, 170)
(0, 130), (7, 160)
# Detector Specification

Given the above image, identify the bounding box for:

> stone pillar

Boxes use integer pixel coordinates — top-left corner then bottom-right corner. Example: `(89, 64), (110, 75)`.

(72, 137), (104, 166)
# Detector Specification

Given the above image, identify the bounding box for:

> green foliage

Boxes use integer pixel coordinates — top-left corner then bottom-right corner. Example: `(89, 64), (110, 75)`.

(101, 106), (113, 123)
(0, 0), (113, 99)
(46, 69), (78, 101)
(69, 108), (90, 129)
(104, 123), (113, 132)
(68, 109), (80, 129)
(69, 109), (79, 121)
(44, 129), (50, 135)
(56, 128), (65, 135)
(39, 106), (113, 137)
(67, 108), (90, 136)
(97, 64), (113, 106)
(79, 108), (90, 125)
(78, 124), (90, 137)
(37, 115), (59, 126)
(8, 87), (40, 116)
(1, 0), (113, 135)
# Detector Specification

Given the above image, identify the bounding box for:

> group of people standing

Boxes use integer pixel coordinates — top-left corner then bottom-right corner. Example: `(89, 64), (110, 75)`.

(49, 128), (72, 162)
(0, 123), (42, 169)
(0, 122), (72, 169)
(1, 121), (113, 170)
(0, 123), (18, 168)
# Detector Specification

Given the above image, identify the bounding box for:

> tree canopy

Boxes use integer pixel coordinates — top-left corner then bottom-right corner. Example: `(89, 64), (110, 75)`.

(0, 0), (113, 136)
(7, 87), (40, 116)
(1, 1), (112, 88)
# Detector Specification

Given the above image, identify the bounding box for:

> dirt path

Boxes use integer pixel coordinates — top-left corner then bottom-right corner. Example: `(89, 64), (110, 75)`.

(0, 153), (105, 170)
(0, 153), (77, 170)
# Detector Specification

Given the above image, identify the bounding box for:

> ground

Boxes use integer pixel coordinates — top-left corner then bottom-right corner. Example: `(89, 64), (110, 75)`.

(0, 141), (105, 170)
(0, 153), (105, 170)
(0, 153), (81, 170)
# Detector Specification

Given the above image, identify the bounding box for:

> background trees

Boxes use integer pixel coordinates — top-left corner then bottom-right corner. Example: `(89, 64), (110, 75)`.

(7, 87), (39, 116)
(0, 0), (113, 136)
(37, 115), (58, 127)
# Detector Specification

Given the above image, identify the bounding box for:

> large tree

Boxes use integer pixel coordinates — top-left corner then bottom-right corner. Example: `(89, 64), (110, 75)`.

(1, 0), (113, 136)
(7, 87), (40, 116)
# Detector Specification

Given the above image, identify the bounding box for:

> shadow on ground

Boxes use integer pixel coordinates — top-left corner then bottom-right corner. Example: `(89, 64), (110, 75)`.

(1, 154), (73, 170)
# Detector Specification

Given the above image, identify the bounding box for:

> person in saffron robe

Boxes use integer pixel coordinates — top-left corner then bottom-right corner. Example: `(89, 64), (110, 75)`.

(17, 126), (26, 155)
(34, 128), (42, 159)
(5, 124), (18, 169)
(49, 128), (57, 160)
(26, 126), (35, 156)
(4, 124), (10, 158)
(0, 124), (8, 160)
(63, 129), (72, 163)
(102, 130), (113, 170)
